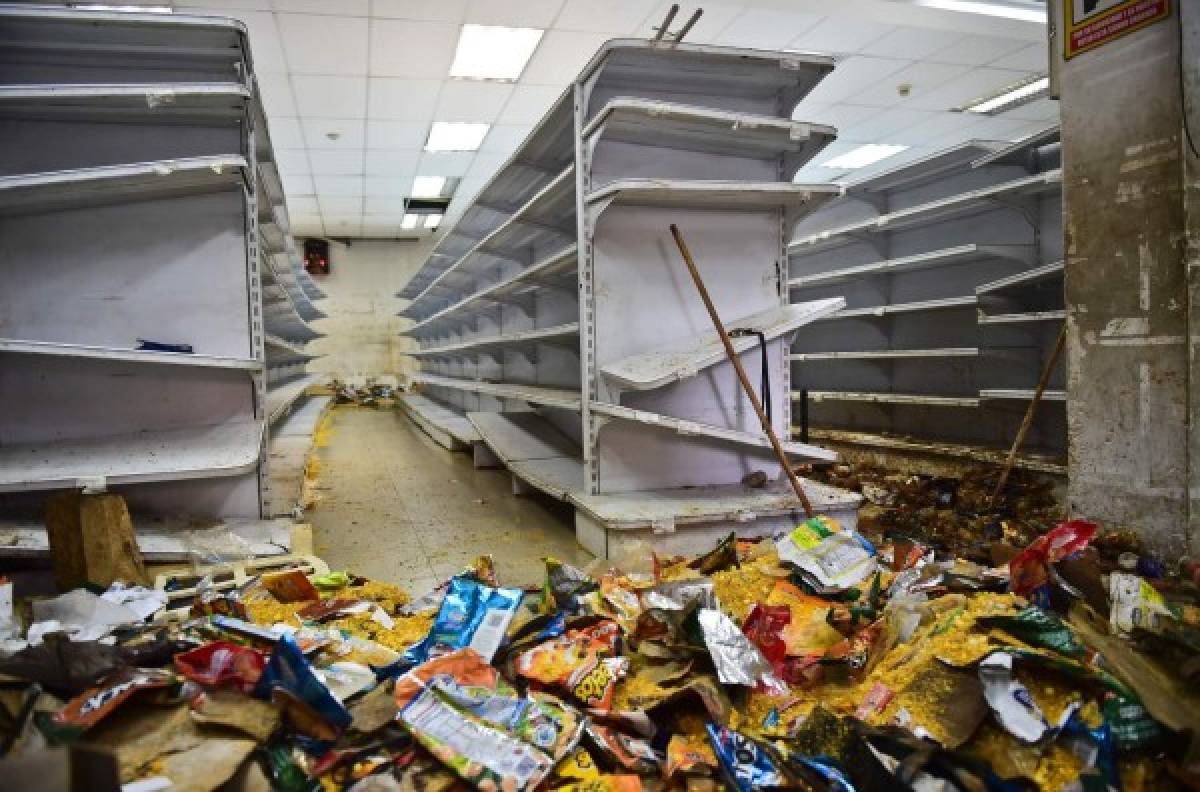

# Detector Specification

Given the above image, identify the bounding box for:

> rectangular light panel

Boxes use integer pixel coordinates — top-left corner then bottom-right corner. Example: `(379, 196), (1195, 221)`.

(819, 144), (909, 169)
(411, 176), (446, 198)
(425, 122), (490, 152)
(450, 24), (544, 81)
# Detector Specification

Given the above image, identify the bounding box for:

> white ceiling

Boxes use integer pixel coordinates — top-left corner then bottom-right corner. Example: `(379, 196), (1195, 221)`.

(165, 0), (1056, 239)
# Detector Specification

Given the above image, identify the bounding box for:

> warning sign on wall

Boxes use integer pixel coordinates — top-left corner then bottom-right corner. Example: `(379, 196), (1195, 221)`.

(1064, 0), (1171, 59)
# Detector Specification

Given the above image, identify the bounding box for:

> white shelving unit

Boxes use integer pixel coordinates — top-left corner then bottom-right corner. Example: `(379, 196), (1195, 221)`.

(400, 40), (861, 556)
(0, 7), (324, 525)
(789, 127), (1065, 474)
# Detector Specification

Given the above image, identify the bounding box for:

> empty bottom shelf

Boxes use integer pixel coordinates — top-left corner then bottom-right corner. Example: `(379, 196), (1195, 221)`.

(267, 375), (320, 424)
(399, 393), (482, 450)
(804, 428), (1066, 476)
(801, 391), (981, 407)
(465, 410), (860, 531)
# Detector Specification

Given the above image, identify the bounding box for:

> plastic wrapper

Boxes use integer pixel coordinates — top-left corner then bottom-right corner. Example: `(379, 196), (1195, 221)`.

(976, 606), (1084, 657)
(256, 633), (352, 736)
(516, 621), (627, 712)
(296, 598), (370, 622)
(261, 569), (320, 604)
(1008, 520), (1097, 600)
(705, 723), (787, 791)
(400, 576), (523, 668)
(53, 667), (174, 731)
(174, 641), (267, 693)
(688, 533), (738, 576)
(29, 588), (146, 644)
(310, 571), (354, 591)
(641, 580), (715, 613)
(695, 609), (785, 694)
(182, 527), (255, 569)
(775, 519), (877, 592)
(1108, 572), (1175, 635)
(664, 734), (717, 780)
(555, 776), (643, 792)
(555, 746), (602, 782)
(586, 722), (661, 775)
(542, 558), (599, 614)
(763, 580), (845, 657)
(191, 579), (248, 620)
(822, 620), (887, 684)
(978, 651), (1077, 743)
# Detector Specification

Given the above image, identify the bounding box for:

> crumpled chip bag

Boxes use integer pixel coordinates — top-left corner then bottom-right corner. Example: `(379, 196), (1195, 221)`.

(174, 641), (267, 693)
(393, 648), (586, 790)
(54, 668), (175, 731)
(664, 734), (718, 780)
(1008, 520), (1097, 600)
(586, 722), (661, 775)
(706, 723), (788, 791)
(516, 620), (628, 711)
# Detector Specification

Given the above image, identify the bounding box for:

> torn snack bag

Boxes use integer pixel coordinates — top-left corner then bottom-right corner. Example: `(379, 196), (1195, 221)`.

(191, 577), (248, 620)
(542, 558), (598, 614)
(260, 569), (320, 603)
(763, 581), (844, 656)
(664, 734), (718, 780)
(406, 575), (523, 665)
(696, 609), (785, 694)
(689, 533), (738, 575)
(978, 651), (1076, 744)
(1008, 520), (1097, 600)
(776, 521), (877, 592)
(556, 776), (644, 792)
(586, 722), (661, 775)
(53, 668), (175, 731)
(1109, 573), (1176, 635)
(295, 598), (369, 623)
(556, 745), (603, 782)
(255, 633), (352, 734)
(706, 723), (788, 791)
(516, 621), (628, 712)
(174, 641), (267, 693)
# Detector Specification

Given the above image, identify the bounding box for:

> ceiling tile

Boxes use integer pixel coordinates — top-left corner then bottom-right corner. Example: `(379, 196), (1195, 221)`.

(800, 55), (911, 106)
(434, 81), (514, 123)
(849, 61), (972, 108)
(277, 13), (368, 75)
(634, 3), (746, 44)
(888, 112), (982, 146)
(313, 175), (364, 195)
(318, 196), (363, 213)
(174, 1), (272, 9)
(365, 175), (410, 195)
(522, 30), (614, 85)
(793, 101), (879, 129)
(957, 116), (1042, 142)
(712, 9), (821, 50)
(323, 216), (363, 236)
(366, 120), (427, 149)
(371, 0), (468, 21)
(275, 0), (368, 14)
(369, 18), (459, 78)
(290, 218), (325, 235)
(301, 118), (366, 148)
(274, 148), (311, 173)
(365, 195), (409, 212)
(989, 43), (1048, 71)
(267, 116), (305, 148)
(366, 149), (422, 175)
(256, 72), (297, 116)
(233, 11), (287, 72)
(905, 67), (1029, 111)
(556, 0), (655, 33)
(308, 150), (365, 175)
(786, 19), (892, 55)
(287, 194), (320, 213)
(418, 151), (475, 176)
(865, 26), (964, 60)
(793, 163), (847, 184)
(497, 84), (564, 124)
(292, 75), (368, 117)
(843, 108), (940, 141)
(464, 0), (563, 27)
(997, 97), (1060, 122)
(928, 34), (1030, 66)
(481, 124), (532, 153)
(281, 171), (314, 193)
(368, 78), (442, 121)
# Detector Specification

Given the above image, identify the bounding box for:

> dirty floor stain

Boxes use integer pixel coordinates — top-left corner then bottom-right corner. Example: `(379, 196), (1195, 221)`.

(308, 407), (593, 593)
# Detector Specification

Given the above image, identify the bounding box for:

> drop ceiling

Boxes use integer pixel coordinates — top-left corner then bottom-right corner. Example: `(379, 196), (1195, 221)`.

(159, 0), (1057, 239)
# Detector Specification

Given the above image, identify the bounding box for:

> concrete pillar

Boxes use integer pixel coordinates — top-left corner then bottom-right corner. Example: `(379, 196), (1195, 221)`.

(1057, 3), (1199, 557)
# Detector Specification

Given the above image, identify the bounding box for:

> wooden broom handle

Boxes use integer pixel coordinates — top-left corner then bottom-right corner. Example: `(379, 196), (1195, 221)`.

(668, 224), (815, 518)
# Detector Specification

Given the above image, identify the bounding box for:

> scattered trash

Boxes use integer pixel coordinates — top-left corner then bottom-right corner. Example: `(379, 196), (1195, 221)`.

(1, 505), (1198, 790)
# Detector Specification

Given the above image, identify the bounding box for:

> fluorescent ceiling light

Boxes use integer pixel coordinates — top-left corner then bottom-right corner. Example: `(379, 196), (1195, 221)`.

(72, 3), (172, 11)
(411, 176), (446, 198)
(450, 24), (544, 81)
(819, 144), (909, 169)
(961, 76), (1049, 114)
(917, 0), (1045, 22)
(424, 214), (443, 229)
(401, 214), (420, 230)
(425, 122), (490, 152)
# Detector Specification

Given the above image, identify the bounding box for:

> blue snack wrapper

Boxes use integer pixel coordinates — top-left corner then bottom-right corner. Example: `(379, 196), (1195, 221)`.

(706, 723), (786, 791)
(792, 756), (856, 792)
(377, 576), (523, 678)
(255, 633), (352, 733)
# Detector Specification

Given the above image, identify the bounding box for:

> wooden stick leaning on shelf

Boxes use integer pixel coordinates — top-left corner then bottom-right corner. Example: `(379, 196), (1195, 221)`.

(668, 224), (816, 518)
(991, 324), (1068, 505)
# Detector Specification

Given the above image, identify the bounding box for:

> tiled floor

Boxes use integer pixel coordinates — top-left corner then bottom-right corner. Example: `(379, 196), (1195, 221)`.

(309, 406), (593, 595)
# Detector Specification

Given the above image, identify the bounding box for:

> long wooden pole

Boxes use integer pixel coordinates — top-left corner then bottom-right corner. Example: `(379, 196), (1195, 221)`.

(668, 224), (815, 518)
(991, 325), (1068, 505)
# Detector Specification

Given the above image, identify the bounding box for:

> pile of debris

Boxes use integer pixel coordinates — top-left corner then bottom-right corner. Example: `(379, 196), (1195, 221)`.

(1, 515), (1198, 791)
(332, 381), (397, 409)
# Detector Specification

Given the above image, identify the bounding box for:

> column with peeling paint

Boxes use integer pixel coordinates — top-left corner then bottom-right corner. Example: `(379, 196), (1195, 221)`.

(1057, 3), (1199, 557)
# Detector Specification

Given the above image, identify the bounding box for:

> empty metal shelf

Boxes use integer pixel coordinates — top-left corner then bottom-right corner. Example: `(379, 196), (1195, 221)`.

(789, 244), (1035, 288)
(801, 391), (981, 407)
(790, 348), (980, 362)
(587, 179), (841, 212)
(412, 323), (579, 357)
(267, 375), (320, 425)
(976, 260), (1065, 296)
(400, 393), (480, 451)
(413, 374), (582, 411)
(0, 338), (260, 370)
(977, 309), (1066, 325)
(816, 296), (978, 321)
(980, 388), (1066, 402)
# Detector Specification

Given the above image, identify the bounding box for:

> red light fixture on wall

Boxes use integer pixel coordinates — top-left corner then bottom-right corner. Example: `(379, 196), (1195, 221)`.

(303, 238), (330, 275)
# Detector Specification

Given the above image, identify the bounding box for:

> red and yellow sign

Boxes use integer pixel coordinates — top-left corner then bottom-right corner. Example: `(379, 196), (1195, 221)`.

(1064, 0), (1171, 59)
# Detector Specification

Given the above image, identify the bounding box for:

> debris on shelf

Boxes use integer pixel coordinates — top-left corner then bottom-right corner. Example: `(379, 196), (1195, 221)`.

(331, 380), (398, 409)
(1, 513), (1199, 791)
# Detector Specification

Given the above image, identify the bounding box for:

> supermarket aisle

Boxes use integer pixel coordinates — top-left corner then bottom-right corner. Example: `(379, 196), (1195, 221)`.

(308, 407), (592, 593)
